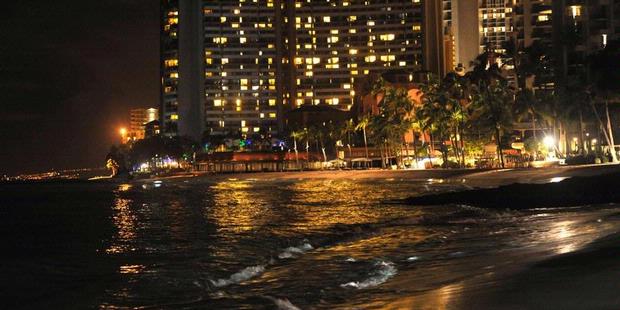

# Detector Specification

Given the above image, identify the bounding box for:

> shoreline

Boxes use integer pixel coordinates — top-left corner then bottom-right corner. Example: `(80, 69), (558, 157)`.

(138, 163), (620, 185)
(3, 163), (620, 188)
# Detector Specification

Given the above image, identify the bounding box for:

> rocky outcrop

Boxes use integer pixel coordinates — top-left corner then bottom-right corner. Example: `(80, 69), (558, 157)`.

(406, 172), (620, 209)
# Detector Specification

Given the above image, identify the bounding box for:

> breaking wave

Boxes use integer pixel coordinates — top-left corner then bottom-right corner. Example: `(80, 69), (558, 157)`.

(264, 296), (302, 310)
(341, 260), (397, 289)
(209, 242), (314, 288)
(278, 242), (314, 259)
(210, 265), (266, 288)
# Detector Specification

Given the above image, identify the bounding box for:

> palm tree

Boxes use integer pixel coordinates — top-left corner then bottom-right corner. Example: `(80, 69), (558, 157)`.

(341, 119), (356, 161)
(470, 79), (515, 168)
(589, 39), (620, 162)
(514, 89), (539, 140)
(355, 115), (371, 161)
(290, 130), (304, 169)
(306, 125), (327, 165)
(368, 82), (417, 168)
(417, 74), (461, 167)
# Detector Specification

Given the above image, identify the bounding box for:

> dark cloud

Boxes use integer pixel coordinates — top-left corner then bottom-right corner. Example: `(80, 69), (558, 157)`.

(0, 0), (159, 175)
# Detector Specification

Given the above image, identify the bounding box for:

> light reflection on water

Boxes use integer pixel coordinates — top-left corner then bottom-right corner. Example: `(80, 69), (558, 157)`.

(209, 180), (271, 233)
(95, 178), (620, 309)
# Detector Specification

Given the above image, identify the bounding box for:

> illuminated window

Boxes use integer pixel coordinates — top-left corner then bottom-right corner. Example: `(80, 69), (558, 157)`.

(170, 114), (179, 120)
(380, 34), (395, 41)
(380, 55), (396, 62)
(569, 5), (581, 18)
(164, 59), (178, 67)
(214, 37), (228, 44)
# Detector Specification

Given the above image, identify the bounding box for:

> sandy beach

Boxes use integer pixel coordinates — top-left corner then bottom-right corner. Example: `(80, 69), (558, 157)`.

(143, 163), (620, 188)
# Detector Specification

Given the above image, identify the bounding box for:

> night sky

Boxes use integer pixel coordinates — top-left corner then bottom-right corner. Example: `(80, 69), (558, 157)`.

(0, 1), (160, 175)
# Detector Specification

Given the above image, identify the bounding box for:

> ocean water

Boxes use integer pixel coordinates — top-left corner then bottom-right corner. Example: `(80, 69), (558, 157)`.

(2, 177), (620, 309)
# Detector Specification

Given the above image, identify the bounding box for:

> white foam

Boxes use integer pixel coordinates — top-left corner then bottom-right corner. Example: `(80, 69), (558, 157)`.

(210, 265), (266, 288)
(265, 296), (301, 310)
(341, 260), (397, 289)
(406, 256), (420, 261)
(278, 242), (313, 259)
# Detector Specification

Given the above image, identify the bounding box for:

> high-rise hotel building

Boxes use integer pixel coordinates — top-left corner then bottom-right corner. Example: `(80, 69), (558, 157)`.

(424, 0), (514, 77)
(160, 0), (424, 141)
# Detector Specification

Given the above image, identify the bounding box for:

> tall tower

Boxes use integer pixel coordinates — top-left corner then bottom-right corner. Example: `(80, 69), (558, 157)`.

(160, 0), (204, 141)
(424, 0), (508, 75)
(177, 0), (205, 141)
(161, 0), (180, 137)
(203, 1), (281, 138)
(161, 0), (426, 141)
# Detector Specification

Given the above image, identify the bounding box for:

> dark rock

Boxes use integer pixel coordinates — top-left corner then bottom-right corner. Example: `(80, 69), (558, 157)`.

(406, 172), (620, 209)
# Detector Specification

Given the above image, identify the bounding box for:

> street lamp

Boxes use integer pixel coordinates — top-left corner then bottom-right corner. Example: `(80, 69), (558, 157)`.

(543, 136), (555, 148)
(543, 136), (556, 159)
(119, 127), (127, 143)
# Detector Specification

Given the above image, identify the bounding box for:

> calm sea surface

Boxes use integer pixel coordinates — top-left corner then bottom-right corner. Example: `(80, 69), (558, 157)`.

(2, 177), (620, 309)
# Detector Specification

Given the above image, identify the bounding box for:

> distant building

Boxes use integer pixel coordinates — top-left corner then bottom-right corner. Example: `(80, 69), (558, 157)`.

(129, 108), (159, 141)
(144, 120), (161, 138)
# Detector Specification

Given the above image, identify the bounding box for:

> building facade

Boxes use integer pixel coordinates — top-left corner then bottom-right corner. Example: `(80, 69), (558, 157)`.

(161, 0), (425, 141)
(129, 108), (159, 141)
(551, 0), (620, 87)
(424, 0), (514, 76)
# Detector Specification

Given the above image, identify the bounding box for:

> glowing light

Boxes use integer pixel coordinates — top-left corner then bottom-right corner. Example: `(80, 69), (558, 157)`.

(549, 177), (568, 183)
(543, 136), (555, 148)
(119, 127), (127, 136)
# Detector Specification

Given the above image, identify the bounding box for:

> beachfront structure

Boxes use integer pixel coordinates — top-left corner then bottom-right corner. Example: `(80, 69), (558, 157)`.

(160, 0), (425, 141)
